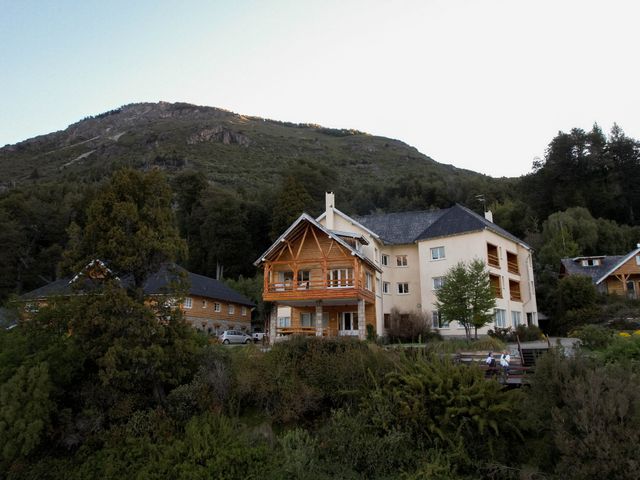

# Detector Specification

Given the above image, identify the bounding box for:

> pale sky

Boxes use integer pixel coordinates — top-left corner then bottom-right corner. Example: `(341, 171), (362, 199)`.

(1, 0), (639, 177)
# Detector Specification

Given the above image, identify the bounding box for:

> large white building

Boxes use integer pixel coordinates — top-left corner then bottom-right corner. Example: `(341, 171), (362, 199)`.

(256, 193), (538, 339)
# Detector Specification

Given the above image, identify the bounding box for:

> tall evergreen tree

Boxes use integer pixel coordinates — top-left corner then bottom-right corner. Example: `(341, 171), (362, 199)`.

(64, 169), (186, 295)
(269, 176), (313, 240)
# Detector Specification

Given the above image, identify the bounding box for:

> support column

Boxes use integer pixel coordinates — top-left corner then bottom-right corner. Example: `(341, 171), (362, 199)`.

(358, 299), (366, 340)
(315, 300), (323, 337)
(269, 302), (277, 345)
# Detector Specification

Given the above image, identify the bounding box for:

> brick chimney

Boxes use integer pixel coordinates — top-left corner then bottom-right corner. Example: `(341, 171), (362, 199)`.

(325, 192), (335, 229)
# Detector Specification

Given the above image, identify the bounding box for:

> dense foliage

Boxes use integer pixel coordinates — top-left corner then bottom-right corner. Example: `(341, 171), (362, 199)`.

(3, 331), (639, 479)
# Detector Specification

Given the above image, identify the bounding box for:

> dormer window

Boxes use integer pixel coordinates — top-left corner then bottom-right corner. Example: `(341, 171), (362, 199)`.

(581, 258), (601, 267)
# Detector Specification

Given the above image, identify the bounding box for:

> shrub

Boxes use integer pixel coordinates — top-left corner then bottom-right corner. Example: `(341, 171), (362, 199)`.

(360, 353), (522, 474)
(519, 351), (640, 478)
(230, 337), (394, 423)
(569, 324), (613, 350)
(425, 337), (505, 354)
(489, 325), (544, 343)
(599, 334), (640, 364)
(385, 308), (434, 343)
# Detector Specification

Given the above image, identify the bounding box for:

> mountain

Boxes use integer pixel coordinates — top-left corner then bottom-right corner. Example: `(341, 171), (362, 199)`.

(0, 102), (494, 196)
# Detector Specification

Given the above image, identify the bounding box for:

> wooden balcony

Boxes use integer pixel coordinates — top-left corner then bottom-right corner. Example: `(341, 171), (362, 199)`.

(487, 253), (500, 268)
(264, 278), (375, 303)
(507, 252), (519, 275)
(509, 280), (522, 302)
(507, 261), (519, 275)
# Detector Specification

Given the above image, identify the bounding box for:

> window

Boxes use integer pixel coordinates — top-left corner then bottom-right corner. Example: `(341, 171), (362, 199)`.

(214, 302), (221, 312)
(509, 280), (521, 301)
(301, 312), (313, 327)
(381, 254), (389, 266)
(511, 311), (522, 328)
(507, 251), (519, 274)
(432, 277), (445, 290)
(297, 270), (310, 289)
(396, 255), (408, 267)
(637, 255), (640, 266)
(490, 274), (502, 298)
(374, 248), (379, 262)
(397, 282), (409, 294)
(340, 312), (358, 332)
(241, 306), (247, 316)
(581, 258), (601, 267)
(277, 316), (291, 328)
(328, 268), (353, 288)
(487, 243), (499, 267)
(365, 272), (373, 291)
(430, 246), (445, 260)
(202, 300), (207, 308)
(433, 310), (449, 328)
(275, 270), (294, 291)
(184, 297), (192, 309)
(383, 281), (390, 294)
(228, 304), (235, 315)
(494, 308), (506, 328)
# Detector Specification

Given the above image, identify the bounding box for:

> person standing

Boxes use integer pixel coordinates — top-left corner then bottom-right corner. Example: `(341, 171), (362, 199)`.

(500, 350), (511, 377)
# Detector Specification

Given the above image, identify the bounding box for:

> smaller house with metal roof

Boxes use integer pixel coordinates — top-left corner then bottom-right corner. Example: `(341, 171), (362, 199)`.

(560, 246), (640, 298)
(21, 261), (255, 335)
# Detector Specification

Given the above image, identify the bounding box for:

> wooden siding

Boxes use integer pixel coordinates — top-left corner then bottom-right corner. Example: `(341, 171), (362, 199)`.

(280, 303), (377, 337)
(604, 254), (640, 296)
(262, 222), (376, 303)
(181, 294), (251, 322)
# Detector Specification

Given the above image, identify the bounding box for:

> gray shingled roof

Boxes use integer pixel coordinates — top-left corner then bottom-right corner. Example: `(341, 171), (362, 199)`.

(354, 210), (446, 244)
(355, 204), (528, 247)
(560, 256), (626, 284)
(21, 264), (255, 307)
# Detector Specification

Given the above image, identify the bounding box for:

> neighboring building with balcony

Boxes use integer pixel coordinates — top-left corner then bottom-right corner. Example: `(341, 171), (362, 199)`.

(560, 246), (640, 298)
(20, 261), (255, 335)
(255, 193), (538, 341)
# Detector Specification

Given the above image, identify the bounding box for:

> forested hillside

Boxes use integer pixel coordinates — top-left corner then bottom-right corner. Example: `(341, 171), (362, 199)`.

(1, 103), (640, 330)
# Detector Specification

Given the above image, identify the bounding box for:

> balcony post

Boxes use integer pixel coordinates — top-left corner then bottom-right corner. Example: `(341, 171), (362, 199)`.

(269, 302), (277, 344)
(315, 300), (323, 336)
(358, 298), (366, 340)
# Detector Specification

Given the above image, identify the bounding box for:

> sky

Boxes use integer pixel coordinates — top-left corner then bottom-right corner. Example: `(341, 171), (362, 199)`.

(1, 0), (639, 177)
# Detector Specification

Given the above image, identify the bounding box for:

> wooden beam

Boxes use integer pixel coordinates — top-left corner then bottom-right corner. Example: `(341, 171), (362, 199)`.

(296, 224), (309, 259)
(310, 226), (326, 257)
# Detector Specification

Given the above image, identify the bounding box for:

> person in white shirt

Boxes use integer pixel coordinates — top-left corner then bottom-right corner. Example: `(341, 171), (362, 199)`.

(500, 351), (511, 376)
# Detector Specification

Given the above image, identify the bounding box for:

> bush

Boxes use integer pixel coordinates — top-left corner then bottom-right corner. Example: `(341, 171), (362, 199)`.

(489, 325), (544, 343)
(230, 337), (394, 423)
(599, 334), (640, 364)
(519, 351), (640, 478)
(425, 337), (505, 354)
(385, 308), (436, 343)
(569, 324), (613, 350)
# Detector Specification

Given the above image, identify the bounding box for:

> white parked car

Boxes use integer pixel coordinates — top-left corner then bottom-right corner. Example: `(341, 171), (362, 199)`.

(220, 330), (252, 344)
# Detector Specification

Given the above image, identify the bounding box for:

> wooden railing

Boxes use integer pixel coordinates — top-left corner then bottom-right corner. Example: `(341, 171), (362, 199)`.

(267, 278), (362, 293)
(507, 260), (519, 274)
(491, 286), (502, 299)
(510, 290), (522, 302)
(277, 326), (341, 336)
(487, 253), (500, 267)
(264, 278), (375, 302)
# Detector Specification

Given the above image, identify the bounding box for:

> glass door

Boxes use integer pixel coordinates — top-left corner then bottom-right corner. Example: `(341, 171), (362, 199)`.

(339, 312), (359, 336)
